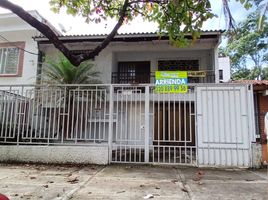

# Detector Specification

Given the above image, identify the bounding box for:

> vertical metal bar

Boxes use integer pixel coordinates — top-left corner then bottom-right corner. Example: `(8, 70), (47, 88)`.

(184, 89), (187, 163)
(89, 90), (93, 140)
(168, 92), (171, 142)
(108, 85), (114, 163)
(194, 86), (198, 166)
(98, 88), (102, 141)
(5, 86), (12, 139)
(173, 92), (176, 142)
(43, 88), (49, 140)
(144, 86), (150, 163)
(80, 90), (85, 140)
(93, 88), (97, 142)
(52, 89), (57, 139)
(157, 91), (160, 162)
(103, 89), (107, 141)
(17, 86), (24, 144)
(134, 87), (137, 162)
(85, 90), (89, 140)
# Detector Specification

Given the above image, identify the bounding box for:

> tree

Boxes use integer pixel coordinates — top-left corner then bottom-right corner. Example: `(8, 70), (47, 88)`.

(223, 11), (268, 80)
(0, 0), (252, 66)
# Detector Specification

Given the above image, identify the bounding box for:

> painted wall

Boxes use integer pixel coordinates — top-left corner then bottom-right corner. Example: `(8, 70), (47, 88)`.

(41, 38), (218, 84)
(0, 30), (39, 85)
(0, 11), (41, 86)
(218, 57), (231, 82)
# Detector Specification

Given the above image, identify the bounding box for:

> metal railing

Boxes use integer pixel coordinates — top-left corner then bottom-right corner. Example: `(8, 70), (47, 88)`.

(0, 83), (255, 167)
(0, 85), (110, 145)
(112, 71), (216, 84)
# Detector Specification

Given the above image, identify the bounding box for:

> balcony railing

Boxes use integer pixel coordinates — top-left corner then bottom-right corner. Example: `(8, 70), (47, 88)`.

(112, 71), (216, 84)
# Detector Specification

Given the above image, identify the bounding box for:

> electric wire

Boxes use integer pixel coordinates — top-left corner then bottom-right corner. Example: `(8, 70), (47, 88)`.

(0, 34), (38, 56)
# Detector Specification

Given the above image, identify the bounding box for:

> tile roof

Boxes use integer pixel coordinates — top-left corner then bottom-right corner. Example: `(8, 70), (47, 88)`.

(232, 80), (268, 85)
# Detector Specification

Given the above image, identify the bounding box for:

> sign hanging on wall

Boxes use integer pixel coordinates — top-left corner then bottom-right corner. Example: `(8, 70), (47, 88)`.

(188, 71), (206, 77)
(155, 71), (188, 93)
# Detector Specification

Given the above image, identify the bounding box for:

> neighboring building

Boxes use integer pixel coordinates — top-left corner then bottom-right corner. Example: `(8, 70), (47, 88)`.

(0, 10), (60, 85)
(233, 80), (268, 165)
(218, 57), (231, 82)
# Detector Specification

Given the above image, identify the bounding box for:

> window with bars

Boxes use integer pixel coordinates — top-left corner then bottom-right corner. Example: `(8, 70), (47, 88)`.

(0, 42), (25, 77)
(113, 61), (151, 84)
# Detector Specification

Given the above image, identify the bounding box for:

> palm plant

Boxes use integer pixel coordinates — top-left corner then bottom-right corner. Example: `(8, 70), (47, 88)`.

(42, 55), (101, 85)
(38, 55), (102, 140)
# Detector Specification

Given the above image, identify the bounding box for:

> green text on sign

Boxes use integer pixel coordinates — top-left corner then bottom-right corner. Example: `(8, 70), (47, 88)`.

(155, 71), (188, 93)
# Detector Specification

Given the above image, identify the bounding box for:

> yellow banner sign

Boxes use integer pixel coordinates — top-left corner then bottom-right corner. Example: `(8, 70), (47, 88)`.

(188, 71), (206, 77)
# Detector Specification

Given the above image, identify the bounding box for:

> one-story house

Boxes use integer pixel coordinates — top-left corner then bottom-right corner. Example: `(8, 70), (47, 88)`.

(0, 27), (258, 167)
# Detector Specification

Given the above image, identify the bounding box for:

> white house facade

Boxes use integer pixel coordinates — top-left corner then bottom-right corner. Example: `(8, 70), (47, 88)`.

(0, 30), (258, 168)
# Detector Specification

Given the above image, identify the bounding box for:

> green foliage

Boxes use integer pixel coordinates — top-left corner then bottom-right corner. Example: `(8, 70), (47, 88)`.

(49, 0), (217, 47)
(223, 11), (268, 80)
(42, 55), (101, 84)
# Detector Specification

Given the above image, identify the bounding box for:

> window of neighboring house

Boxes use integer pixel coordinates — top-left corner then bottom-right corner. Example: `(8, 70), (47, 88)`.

(0, 42), (25, 77)
(219, 69), (223, 80)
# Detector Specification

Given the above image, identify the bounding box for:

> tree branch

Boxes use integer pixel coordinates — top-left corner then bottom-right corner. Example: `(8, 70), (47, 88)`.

(0, 0), (130, 66)
(0, 0), (82, 65)
(81, 0), (129, 61)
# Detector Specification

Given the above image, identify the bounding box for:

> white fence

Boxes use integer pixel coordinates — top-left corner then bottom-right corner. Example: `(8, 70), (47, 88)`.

(0, 84), (256, 167)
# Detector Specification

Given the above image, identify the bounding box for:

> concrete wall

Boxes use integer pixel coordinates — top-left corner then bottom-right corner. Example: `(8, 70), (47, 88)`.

(0, 145), (108, 165)
(251, 143), (262, 168)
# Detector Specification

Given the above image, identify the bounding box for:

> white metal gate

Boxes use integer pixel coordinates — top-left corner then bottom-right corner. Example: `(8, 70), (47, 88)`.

(196, 84), (255, 167)
(110, 85), (197, 165)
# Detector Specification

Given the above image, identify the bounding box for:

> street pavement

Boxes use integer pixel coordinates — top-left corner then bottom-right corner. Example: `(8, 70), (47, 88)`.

(0, 164), (267, 200)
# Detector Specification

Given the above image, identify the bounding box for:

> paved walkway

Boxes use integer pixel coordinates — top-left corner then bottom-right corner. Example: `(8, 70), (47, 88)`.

(0, 164), (267, 200)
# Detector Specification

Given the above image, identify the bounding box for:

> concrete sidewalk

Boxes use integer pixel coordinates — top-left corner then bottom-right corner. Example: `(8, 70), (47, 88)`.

(0, 164), (267, 200)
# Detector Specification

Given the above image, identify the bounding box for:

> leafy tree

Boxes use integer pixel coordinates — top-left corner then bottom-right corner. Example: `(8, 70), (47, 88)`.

(223, 12), (268, 80)
(0, 0), (254, 66)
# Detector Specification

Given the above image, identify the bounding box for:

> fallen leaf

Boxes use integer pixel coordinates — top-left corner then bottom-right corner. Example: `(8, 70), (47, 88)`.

(116, 191), (125, 194)
(30, 177), (36, 179)
(193, 176), (201, 181)
(155, 186), (160, 190)
(197, 181), (204, 185)
(197, 170), (205, 176)
(43, 185), (49, 188)
(181, 187), (189, 193)
(140, 184), (145, 187)
(143, 194), (154, 199)
(67, 175), (79, 184)
(171, 179), (179, 184)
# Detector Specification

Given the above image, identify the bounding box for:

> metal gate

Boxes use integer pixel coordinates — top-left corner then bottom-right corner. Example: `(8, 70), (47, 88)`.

(110, 85), (197, 165)
(196, 84), (255, 167)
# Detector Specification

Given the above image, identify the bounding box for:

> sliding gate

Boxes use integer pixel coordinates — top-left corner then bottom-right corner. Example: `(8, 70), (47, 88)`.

(110, 85), (197, 165)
